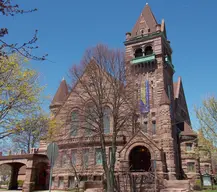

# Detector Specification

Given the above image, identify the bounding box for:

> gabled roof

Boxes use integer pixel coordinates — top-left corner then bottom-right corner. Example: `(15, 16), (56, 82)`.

(181, 122), (197, 136)
(51, 58), (119, 117)
(131, 3), (158, 37)
(51, 79), (69, 106)
(119, 129), (161, 154)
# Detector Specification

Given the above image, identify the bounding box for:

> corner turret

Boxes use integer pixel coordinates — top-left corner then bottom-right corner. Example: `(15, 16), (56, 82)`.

(50, 78), (69, 115)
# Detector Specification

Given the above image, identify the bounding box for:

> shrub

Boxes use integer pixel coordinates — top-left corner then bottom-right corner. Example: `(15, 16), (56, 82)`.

(17, 180), (24, 187)
(193, 179), (202, 191)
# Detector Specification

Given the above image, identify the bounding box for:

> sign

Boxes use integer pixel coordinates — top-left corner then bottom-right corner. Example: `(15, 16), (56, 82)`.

(203, 174), (212, 187)
(47, 142), (59, 167)
(47, 142), (59, 192)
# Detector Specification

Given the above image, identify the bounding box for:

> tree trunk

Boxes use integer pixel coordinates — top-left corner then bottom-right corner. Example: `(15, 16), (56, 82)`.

(106, 170), (115, 192)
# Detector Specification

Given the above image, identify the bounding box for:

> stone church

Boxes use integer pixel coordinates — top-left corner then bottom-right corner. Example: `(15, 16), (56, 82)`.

(42, 3), (209, 191)
(0, 4), (213, 192)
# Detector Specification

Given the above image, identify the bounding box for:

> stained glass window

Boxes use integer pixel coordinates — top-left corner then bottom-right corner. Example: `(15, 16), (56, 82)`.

(83, 149), (89, 168)
(187, 162), (195, 172)
(205, 165), (210, 173)
(103, 107), (111, 134)
(143, 122), (148, 133)
(109, 147), (112, 164)
(95, 148), (102, 165)
(186, 143), (193, 151)
(62, 152), (67, 166)
(68, 176), (75, 189)
(71, 150), (76, 166)
(71, 111), (78, 136)
(58, 177), (64, 188)
(85, 105), (97, 135)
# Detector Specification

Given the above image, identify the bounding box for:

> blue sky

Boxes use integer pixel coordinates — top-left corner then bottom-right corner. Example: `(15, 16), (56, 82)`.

(2, 0), (217, 129)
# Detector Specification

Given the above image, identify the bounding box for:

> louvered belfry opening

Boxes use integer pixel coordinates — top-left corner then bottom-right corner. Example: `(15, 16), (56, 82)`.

(134, 48), (143, 58)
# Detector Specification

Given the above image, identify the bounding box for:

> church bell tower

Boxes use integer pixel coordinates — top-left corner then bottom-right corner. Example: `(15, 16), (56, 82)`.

(124, 3), (180, 179)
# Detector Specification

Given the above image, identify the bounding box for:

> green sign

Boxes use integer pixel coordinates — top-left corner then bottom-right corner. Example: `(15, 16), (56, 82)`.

(203, 174), (212, 186)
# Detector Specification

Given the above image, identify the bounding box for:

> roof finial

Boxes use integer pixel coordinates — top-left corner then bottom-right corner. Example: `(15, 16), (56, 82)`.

(62, 77), (65, 81)
(146, 2), (148, 5)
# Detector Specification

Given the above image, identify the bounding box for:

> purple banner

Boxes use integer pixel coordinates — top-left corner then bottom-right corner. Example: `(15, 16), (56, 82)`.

(140, 80), (150, 113)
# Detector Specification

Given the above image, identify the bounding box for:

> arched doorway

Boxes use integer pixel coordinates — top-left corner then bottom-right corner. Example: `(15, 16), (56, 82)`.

(129, 146), (151, 172)
(35, 162), (49, 190)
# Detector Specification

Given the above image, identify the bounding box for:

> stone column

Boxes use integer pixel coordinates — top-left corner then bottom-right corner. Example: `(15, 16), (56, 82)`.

(8, 165), (19, 190)
(159, 91), (176, 180)
(23, 160), (36, 192)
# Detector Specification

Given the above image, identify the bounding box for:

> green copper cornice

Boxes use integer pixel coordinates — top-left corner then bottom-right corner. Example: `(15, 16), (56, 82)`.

(131, 54), (156, 65)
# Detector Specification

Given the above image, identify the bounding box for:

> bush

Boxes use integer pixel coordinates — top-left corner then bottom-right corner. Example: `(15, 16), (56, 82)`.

(0, 180), (9, 185)
(193, 179), (202, 191)
(17, 180), (24, 187)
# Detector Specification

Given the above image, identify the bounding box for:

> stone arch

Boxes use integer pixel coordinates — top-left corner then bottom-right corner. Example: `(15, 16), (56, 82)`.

(145, 45), (153, 56)
(124, 141), (155, 161)
(0, 159), (28, 167)
(0, 162), (27, 190)
(129, 146), (151, 172)
(34, 162), (50, 190)
(134, 48), (143, 58)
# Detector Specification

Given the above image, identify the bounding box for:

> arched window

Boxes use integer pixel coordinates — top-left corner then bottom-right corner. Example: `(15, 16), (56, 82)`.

(134, 48), (143, 58)
(145, 46), (153, 56)
(85, 105), (96, 135)
(71, 110), (79, 136)
(103, 106), (111, 134)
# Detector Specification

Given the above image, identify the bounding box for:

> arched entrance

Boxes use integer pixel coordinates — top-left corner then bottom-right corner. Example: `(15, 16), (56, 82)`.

(129, 146), (151, 172)
(1, 162), (27, 190)
(34, 162), (49, 190)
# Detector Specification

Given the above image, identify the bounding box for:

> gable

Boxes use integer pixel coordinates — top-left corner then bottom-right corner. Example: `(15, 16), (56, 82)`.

(173, 77), (191, 125)
(119, 130), (161, 154)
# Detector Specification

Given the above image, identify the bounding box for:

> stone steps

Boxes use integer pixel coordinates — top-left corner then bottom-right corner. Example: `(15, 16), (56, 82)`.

(160, 188), (188, 192)
(84, 188), (103, 192)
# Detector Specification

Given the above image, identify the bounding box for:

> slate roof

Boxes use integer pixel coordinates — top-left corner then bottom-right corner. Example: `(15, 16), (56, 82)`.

(131, 3), (158, 37)
(51, 79), (69, 105)
(181, 122), (197, 136)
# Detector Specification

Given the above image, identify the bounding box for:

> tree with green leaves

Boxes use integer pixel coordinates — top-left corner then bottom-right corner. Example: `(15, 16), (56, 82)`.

(195, 96), (217, 149)
(11, 113), (49, 153)
(0, 164), (11, 185)
(0, 55), (44, 139)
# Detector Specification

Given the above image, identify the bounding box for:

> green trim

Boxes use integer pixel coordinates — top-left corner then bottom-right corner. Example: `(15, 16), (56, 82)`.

(165, 55), (175, 72)
(131, 54), (155, 64)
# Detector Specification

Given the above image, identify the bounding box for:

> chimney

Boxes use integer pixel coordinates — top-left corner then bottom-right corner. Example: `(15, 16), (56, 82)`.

(8, 150), (12, 156)
(0, 152), (2, 156)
